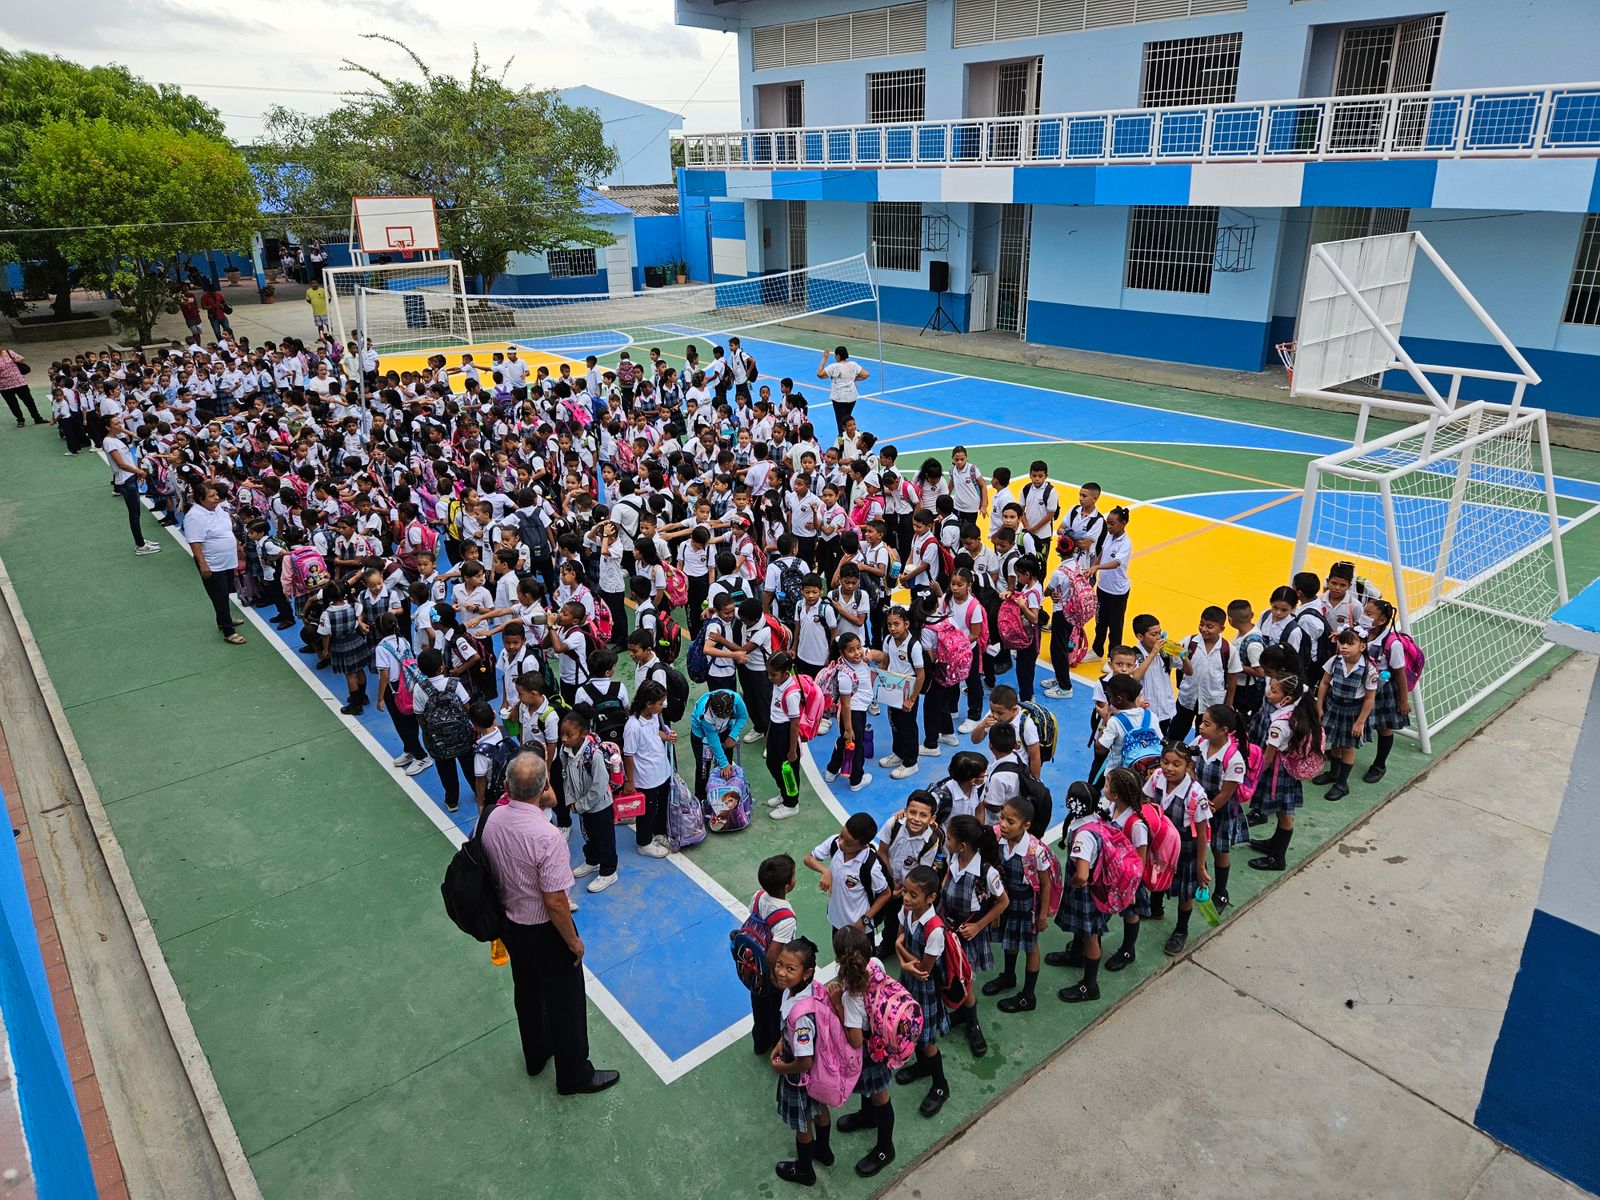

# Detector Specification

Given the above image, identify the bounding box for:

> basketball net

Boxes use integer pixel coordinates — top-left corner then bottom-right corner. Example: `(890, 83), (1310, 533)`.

(396, 241), (415, 261)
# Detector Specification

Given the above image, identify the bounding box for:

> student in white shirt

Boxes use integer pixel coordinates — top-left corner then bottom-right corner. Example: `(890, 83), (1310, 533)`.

(1087, 506), (1133, 660)
(622, 682), (676, 858)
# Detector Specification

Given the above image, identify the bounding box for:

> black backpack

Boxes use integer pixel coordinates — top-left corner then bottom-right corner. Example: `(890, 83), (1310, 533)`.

(441, 806), (505, 943)
(579, 680), (628, 745)
(663, 665), (691, 724)
(1279, 608), (1332, 687)
(774, 557), (807, 622)
(421, 681), (477, 761)
(477, 736), (520, 803)
(992, 761), (1053, 838)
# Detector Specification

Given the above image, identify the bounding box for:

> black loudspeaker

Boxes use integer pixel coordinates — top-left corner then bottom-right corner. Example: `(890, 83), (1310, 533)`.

(928, 260), (949, 293)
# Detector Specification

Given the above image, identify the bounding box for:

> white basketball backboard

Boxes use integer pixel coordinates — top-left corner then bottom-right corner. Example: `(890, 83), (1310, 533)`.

(1293, 232), (1417, 395)
(351, 196), (441, 256)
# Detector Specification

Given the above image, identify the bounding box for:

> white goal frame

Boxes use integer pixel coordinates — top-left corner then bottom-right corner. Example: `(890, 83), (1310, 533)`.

(323, 259), (474, 358)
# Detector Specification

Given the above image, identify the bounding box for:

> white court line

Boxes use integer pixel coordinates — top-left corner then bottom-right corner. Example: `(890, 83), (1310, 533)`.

(95, 451), (754, 1086)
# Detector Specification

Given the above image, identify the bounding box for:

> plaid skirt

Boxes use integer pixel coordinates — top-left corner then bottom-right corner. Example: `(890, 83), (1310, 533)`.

(855, 1057), (893, 1097)
(1259, 761), (1304, 815)
(1053, 878), (1110, 937)
(776, 1075), (820, 1132)
(1210, 804), (1251, 853)
(1169, 832), (1200, 901)
(1321, 692), (1372, 750)
(959, 926), (995, 973)
(326, 608), (373, 675)
(992, 899), (1039, 953)
(1369, 675), (1411, 732)
(1125, 883), (1154, 920)
(901, 970), (949, 1046)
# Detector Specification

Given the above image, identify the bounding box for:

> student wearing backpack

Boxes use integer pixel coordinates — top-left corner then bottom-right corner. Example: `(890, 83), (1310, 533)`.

(871, 605), (926, 781)
(1053, 780), (1124, 1004)
(768, 937), (836, 1186)
(970, 684), (1044, 779)
(1247, 673), (1320, 873)
(622, 681), (676, 859)
(1194, 705), (1249, 912)
(690, 688), (750, 802)
(984, 796), (1053, 1013)
(469, 702), (519, 815)
(547, 600), (594, 708)
(1063, 767), (1150, 975)
(413, 648), (478, 814)
(373, 614), (431, 776)
(1144, 743), (1212, 956)
(763, 533), (809, 624)
(805, 813), (893, 936)
(747, 854), (800, 1056)
(792, 574), (836, 682)
(1170, 605), (1237, 745)
(945, 570), (989, 731)
(1361, 598), (1413, 785)
(873, 791), (945, 961)
(1087, 506), (1133, 660)
(736, 598), (777, 740)
(766, 653), (805, 820)
(1314, 628), (1379, 801)
(1002, 554), (1045, 704)
(890, 865), (952, 1117)
(822, 634), (876, 794)
(912, 596), (960, 758)
(829, 926), (899, 1177)
(940, 813), (1007, 1056)
(1283, 573), (1333, 686)
(574, 648), (630, 746)
(560, 709), (620, 892)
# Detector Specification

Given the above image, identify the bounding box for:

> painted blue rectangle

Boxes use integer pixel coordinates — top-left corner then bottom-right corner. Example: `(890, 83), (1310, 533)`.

(1027, 299), (1268, 371)
(1389, 334), (1600, 421)
(1547, 577), (1600, 638)
(708, 200), (746, 239)
(1477, 909), (1600, 1197)
(1094, 164), (1191, 206)
(814, 170), (878, 202)
(681, 170), (726, 199)
(1300, 160), (1438, 208)
(1012, 166), (1096, 206)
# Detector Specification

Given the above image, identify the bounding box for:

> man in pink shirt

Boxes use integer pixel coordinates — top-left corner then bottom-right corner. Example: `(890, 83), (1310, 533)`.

(481, 752), (619, 1095)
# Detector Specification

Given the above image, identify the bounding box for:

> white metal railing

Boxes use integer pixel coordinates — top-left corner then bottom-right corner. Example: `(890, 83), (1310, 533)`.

(682, 82), (1600, 169)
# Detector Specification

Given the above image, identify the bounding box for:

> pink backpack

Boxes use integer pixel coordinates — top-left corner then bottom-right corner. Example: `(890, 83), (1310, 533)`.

(1280, 723), (1327, 782)
(1381, 630), (1426, 691)
(1011, 830), (1064, 920)
(1080, 820), (1143, 914)
(562, 397), (593, 428)
(785, 674), (828, 739)
(849, 494), (883, 529)
(928, 618), (974, 687)
(663, 564), (689, 610)
(791, 982), (864, 1108)
(1223, 736), (1263, 808)
(996, 596), (1036, 651)
(813, 662), (843, 716)
(1135, 802), (1181, 893)
(1055, 567), (1098, 628)
(862, 959), (922, 1069)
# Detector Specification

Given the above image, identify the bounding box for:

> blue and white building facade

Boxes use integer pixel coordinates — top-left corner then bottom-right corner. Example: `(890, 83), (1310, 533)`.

(675, 0), (1600, 416)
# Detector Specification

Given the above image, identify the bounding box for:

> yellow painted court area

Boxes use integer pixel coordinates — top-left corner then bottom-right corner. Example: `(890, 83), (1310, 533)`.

(378, 342), (579, 391)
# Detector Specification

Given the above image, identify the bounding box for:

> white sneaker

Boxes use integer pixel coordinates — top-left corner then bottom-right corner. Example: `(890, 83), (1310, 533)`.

(957, 719), (979, 735)
(766, 794), (787, 808)
(741, 729), (763, 744)
(134, 542), (162, 555)
(652, 835), (673, 854)
(824, 770), (839, 782)
(877, 754), (898, 769)
(869, 702), (881, 716)
(770, 804), (800, 820)
(920, 745), (942, 759)
(1042, 678), (1060, 691)
(891, 764), (919, 780)
(572, 862), (599, 879)
(850, 773), (874, 792)
(817, 718), (832, 735)
(405, 755), (432, 776)
(587, 872), (619, 893)
(568, 897), (580, 913)
(561, 823), (573, 842)
(939, 734), (960, 746)
(1081, 651), (1102, 663)
(638, 841), (670, 858)
(392, 753), (415, 768)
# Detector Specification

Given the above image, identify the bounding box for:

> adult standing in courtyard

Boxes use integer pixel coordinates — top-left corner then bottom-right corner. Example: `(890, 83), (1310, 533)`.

(103, 414), (162, 556)
(0, 345), (44, 428)
(481, 753), (619, 1096)
(818, 344), (869, 438)
(183, 481), (247, 644)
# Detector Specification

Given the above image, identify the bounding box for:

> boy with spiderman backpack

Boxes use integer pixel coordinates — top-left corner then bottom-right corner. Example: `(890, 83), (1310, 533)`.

(732, 855), (801, 1054)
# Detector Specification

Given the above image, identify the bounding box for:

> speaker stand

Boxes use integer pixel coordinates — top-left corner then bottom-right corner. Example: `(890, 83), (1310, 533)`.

(921, 290), (959, 335)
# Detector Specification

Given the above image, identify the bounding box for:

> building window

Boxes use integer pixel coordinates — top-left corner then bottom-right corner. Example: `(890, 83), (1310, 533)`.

(872, 202), (922, 272)
(753, 3), (926, 70)
(547, 248), (598, 278)
(1564, 214), (1600, 326)
(1309, 206), (1410, 244)
(868, 69), (926, 123)
(954, 0), (1246, 49)
(1125, 205), (1219, 294)
(1140, 32), (1243, 108)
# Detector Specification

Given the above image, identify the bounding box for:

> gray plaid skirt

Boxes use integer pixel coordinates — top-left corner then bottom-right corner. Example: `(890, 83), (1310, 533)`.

(855, 1057), (893, 1096)
(776, 1075), (820, 1131)
(901, 970), (949, 1046)
(1259, 761), (1304, 815)
(1054, 877), (1111, 936)
(1210, 804), (1251, 853)
(1169, 832), (1200, 901)
(1321, 692), (1372, 751)
(1369, 674), (1411, 732)
(993, 900), (1039, 953)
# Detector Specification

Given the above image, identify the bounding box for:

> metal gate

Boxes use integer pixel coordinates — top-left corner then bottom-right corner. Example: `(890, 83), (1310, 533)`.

(996, 203), (1031, 336)
(988, 59), (1041, 160)
(1331, 15), (1443, 152)
(787, 200), (807, 306)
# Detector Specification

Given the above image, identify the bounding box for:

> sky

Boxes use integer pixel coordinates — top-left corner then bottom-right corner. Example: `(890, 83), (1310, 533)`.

(2, 0), (742, 141)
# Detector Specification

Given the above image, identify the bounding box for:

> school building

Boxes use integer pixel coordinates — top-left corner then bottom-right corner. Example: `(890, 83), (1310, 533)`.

(673, 0), (1600, 416)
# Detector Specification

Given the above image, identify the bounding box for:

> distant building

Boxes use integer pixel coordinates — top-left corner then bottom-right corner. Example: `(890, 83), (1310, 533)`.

(559, 85), (685, 186)
(674, 0), (1600, 417)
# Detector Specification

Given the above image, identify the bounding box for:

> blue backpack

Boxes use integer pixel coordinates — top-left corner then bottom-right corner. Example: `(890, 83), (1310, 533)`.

(730, 894), (794, 994)
(1113, 709), (1164, 781)
(686, 625), (712, 683)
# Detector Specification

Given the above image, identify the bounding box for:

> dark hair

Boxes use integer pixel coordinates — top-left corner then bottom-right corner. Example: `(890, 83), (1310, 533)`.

(1200, 605), (1226, 625)
(1163, 740), (1196, 766)
(777, 936), (818, 979)
(1131, 613), (1160, 638)
(767, 650), (794, 676)
(844, 812), (878, 844)
(989, 721), (1018, 755)
(832, 925), (873, 996)
(1292, 571), (1321, 601)
(1202, 704), (1238, 739)
(1104, 673), (1142, 708)
(758, 852), (796, 896)
(947, 814), (1003, 882)
(468, 701), (496, 728)
(904, 789), (938, 816)
(903, 864), (941, 900)
(1002, 795), (1035, 826)
(1272, 673), (1322, 751)
(1335, 627), (1366, 647)
(1102, 767), (1142, 812)
(587, 647), (617, 677)
(631, 680), (667, 715)
(949, 750), (988, 784)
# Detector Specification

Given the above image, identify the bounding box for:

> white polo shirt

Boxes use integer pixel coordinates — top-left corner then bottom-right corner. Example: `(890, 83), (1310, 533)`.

(183, 504), (239, 571)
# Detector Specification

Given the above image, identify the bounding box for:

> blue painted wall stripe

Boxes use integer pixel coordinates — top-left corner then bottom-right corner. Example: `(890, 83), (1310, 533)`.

(1300, 160), (1439, 207)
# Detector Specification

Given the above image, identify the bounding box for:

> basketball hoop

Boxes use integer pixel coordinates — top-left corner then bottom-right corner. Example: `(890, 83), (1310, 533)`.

(396, 240), (415, 261)
(1275, 341), (1297, 390)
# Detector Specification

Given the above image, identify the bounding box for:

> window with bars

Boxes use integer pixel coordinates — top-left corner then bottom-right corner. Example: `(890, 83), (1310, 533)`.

(546, 248), (598, 278)
(872, 202), (923, 272)
(1140, 32), (1243, 108)
(753, 3), (926, 69)
(953, 0), (1245, 48)
(868, 69), (927, 123)
(1309, 206), (1410, 244)
(1563, 214), (1600, 326)
(1125, 205), (1219, 294)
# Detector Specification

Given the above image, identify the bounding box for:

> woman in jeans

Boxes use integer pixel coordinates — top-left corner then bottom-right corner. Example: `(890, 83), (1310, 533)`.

(0, 346), (44, 428)
(102, 415), (162, 556)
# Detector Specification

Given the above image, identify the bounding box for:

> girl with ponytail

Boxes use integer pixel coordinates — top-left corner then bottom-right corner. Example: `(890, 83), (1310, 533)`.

(1247, 672), (1319, 872)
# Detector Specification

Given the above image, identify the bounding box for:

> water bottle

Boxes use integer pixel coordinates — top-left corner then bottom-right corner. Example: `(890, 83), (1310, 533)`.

(781, 760), (800, 801)
(1194, 887), (1222, 928)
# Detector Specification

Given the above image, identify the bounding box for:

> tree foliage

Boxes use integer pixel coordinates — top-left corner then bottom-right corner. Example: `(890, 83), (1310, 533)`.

(19, 119), (259, 341)
(256, 37), (620, 294)
(0, 50), (231, 315)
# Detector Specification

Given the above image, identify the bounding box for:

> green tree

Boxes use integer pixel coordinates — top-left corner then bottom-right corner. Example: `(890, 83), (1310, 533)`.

(0, 50), (228, 317)
(256, 37), (619, 296)
(19, 118), (259, 342)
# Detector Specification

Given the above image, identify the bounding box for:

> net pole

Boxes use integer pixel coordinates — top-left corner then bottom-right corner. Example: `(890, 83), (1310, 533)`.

(460, 262), (475, 345)
(868, 240), (885, 398)
(1379, 477), (1432, 754)
(1537, 410), (1571, 606)
(1427, 405), (1484, 608)
(1291, 459), (1321, 577)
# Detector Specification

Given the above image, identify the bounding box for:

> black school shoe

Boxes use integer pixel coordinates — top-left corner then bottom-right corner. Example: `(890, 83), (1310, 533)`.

(980, 973), (1016, 997)
(1311, 769), (1337, 786)
(775, 1161), (816, 1187)
(919, 1085), (949, 1117)
(1248, 854), (1284, 871)
(1325, 783), (1350, 801)
(1214, 890), (1230, 912)
(1104, 947), (1136, 972)
(1247, 810), (1269, 827)
(856, 1148), (895, 1178)
(894, 1058), (930, 1086)
(1058, 981), (1101, 1003)
(1044, 942), (1084, 969)
(966, 1019), (988, 1057)
(1163, 930), (1188, 956)
(835, 1109), (875, 1133)
(996, 992), (1036, 1013)
(1248, 836), (1276, 854)
(1363, 764), (1387, 784)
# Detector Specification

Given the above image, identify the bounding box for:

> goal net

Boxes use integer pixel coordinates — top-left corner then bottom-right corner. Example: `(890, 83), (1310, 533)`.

(1293, 402), (1568, 752)
(340, 254), (878, 360)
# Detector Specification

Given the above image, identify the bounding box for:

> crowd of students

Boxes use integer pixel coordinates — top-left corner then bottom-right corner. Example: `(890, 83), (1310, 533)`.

(36, 325), (1419, 1186)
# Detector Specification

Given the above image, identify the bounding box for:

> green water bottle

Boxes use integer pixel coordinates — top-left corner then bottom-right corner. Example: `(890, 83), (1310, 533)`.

(780, 760), (799, 801)
(1194, 886), (1222, 928)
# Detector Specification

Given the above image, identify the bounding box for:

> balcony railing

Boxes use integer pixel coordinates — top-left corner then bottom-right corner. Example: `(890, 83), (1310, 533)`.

(682, 82), (1600, 170)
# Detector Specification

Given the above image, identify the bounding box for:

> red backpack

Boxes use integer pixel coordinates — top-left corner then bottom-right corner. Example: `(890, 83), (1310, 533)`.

(996, 595), (1037, 651)
(930, 915), (974, 1012)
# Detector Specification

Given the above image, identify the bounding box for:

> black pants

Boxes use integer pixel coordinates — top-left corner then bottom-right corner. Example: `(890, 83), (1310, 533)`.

(263, 576), (295, 624)
(686, 573), (710, 637)
(891, 514), (913, 564)
(795, 536), (817, 564)
(888, 704), (919, 768)
(580, 807), (617, 873)
(922, 680), (952, 749)
(1014, 643), (1038, 703)
(114, 479), (146, 548)
(767, 718), (797, 807)
(437, 753), (475, 810)
(831, 400), (856, 438)
(752, 983), (782, 1052)
(636, 779), (669, 847)
(959, 650), (984, 720)
(1049, 609), (1076, 685)
(692, 735), (738, 800)
(738, 665), (771, 734)
(876, 895), (903, 954)
(61, 412), (87, 454)
(385, 702), (427, 760)
(1093, 588), (1130, 656)
(816, 538), (841, 585)
(202, 570), (237, 634)
(601, 589), (626, 648)
(1, 385), (41, 424)
(500, 918), (595, 1090)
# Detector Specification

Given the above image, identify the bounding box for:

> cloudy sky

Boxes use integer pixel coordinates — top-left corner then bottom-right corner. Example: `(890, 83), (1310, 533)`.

(3, 0), (742, 139)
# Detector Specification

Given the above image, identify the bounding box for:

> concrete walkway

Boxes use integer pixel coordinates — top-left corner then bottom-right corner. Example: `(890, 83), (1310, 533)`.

(885, 653), (1596, 1200)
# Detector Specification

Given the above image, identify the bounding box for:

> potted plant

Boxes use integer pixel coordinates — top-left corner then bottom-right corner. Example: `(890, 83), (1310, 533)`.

(224, 266), (242, 286)
(260, 283), (277, 304)
(673, 258), (688, 285)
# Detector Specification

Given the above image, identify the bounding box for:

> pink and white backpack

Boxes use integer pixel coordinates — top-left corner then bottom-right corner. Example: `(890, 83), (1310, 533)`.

(791, 982), (864, 1108)
(928, 618), (974, 687)
(996, 596), (1037, 651)
(862, 958), (922, 1069)
(784, 674), (829, 740)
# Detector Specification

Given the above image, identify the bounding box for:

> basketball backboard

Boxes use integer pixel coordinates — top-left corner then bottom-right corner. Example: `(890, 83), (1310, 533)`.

(350, 196), (441, 260)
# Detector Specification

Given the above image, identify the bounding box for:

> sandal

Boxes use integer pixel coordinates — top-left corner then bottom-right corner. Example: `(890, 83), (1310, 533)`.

(223, 633), (247, 645)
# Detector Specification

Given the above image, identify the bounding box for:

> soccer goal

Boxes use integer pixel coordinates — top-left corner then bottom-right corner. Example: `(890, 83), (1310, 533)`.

(1288, 232), (1569, 752)
(344, 253), (882, 364)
